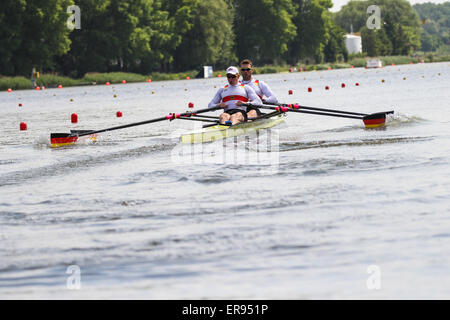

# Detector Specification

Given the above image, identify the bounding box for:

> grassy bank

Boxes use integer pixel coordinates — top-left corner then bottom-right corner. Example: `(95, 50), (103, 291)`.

(0, 71), (200, 91)
(2, 54), (449, 91)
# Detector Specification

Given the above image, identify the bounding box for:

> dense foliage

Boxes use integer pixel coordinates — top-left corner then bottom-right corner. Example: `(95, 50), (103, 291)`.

(413, 2), (450, 54)
(0, 0), (440, 77)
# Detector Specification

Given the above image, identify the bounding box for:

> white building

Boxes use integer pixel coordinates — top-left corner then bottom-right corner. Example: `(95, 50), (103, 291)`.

(345, 34), (362, 54)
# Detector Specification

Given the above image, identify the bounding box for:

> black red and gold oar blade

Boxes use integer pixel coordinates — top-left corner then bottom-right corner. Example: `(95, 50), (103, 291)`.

(50, 133), (79, 148)
(49, 106), (222, 148)
(362, 111), (394, 128)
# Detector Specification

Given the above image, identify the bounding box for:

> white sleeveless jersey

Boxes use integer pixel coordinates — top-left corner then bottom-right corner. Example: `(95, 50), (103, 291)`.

(241, 78), (278, 103)
(208, 83), (262, 111)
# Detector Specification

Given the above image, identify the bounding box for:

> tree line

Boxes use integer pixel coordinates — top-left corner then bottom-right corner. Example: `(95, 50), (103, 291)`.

(413, 2), (450, 54)
(0, 0), (441, 78)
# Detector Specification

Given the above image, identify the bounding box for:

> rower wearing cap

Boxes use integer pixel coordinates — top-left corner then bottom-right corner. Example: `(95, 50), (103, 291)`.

(208, 66), (262, 125)
(240, 59), (278, 118)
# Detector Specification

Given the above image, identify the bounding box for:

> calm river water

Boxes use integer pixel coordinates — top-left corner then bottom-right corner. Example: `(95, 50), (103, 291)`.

(0, 62), (449, 299)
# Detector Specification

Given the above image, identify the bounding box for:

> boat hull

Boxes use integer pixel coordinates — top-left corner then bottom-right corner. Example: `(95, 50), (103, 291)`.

(180, 114), (286, 144)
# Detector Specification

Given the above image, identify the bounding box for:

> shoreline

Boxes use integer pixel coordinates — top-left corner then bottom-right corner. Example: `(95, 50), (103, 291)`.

(2, 55), (449, 92)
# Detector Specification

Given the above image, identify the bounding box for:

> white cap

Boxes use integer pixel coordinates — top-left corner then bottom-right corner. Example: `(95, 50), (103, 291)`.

(226, 66), (239, 75)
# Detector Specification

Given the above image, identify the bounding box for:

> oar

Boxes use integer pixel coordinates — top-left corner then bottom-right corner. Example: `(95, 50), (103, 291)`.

(264, 101), (368, 116)
(50, 106), (222, 148)
(244, 103), (394, 128)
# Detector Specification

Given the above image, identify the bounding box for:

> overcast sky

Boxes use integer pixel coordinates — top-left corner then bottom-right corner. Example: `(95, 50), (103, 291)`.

(330, 0), (449, 12)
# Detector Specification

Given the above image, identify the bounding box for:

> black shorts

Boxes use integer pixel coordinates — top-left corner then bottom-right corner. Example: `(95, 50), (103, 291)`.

(246, 106), (262, 116)
(225, 109), (248, 122)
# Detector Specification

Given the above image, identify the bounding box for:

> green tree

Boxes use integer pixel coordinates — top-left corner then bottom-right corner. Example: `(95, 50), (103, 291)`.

(57, 0), (114, 77)
(173, 0), (236, 71)
(414, 2), (450, 52)
(0, 0), (73, 76)
(234, 0), (297, 65)
(59, 0), (195, 76)
(323, 21), (347, 62)
(286, 0), (327, 64)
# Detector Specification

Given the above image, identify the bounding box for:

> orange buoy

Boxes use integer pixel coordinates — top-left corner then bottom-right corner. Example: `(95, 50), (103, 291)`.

(7, 88), (12, 92)
(217, 74), (222, 77)
(147, 79), (152, 83)
(71, 113), (78, 123)
(186, 76), (190, 80)
(57, 84), (63, 89)
(122, 80), (126, 84)
(20, 122), (27, 131)
(35, 86), (40, 90)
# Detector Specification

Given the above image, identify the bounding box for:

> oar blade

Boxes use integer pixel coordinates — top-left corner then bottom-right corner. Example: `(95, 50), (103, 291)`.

(50, 133), (79, 148)
(362, 111), (394, 128)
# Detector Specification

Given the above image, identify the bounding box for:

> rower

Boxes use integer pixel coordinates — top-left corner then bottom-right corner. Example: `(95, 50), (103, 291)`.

(239, 59), (278, 118)
(208, 66), (262, 125)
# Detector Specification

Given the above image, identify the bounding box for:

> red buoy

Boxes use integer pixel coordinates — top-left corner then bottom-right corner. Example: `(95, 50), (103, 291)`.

(325, 86), (330, 90)
(71, 113), (78, 123)
(307, 87), (312, 92)
(122, 80), (126, 84)
(18, 103), (22, 107)
(341, 83), (346, 88)
(116, 111), (123, 117)
(105, 82), (110, 86)
(147, 79), (152, 83)
(58, 85), (63, 89)
(7, 88), (12, 92)
(288, 90), (293, 95)
(355, 83), (359, 86)
(217, 74), (222, 77)
(186, 76), (190, 80)
(20, 122), (27, 131)
(188, 102), (194, 108)
(35, 86), (40, 90)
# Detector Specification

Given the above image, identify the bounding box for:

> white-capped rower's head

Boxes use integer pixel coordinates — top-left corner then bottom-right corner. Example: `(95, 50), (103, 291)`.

(240, 59), (253, 81)
(226, 66), (240, 85)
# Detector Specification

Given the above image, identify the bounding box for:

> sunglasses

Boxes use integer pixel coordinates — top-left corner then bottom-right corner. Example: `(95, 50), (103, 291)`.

(240, 68), (252, 71)
(227, 74), (237, 79)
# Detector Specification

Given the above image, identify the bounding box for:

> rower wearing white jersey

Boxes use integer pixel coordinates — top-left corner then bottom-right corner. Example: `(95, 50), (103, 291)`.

(208, 66), (262, 125)
(239, 59), (278, 118)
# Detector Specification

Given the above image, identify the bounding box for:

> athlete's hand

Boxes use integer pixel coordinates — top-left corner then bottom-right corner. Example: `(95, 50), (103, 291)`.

(218, 102), (227, 109)
(235, 101), (243, 106)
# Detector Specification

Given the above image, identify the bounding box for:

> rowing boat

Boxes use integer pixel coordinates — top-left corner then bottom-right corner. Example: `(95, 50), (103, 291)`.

(179, 112), (286, 144)
(49, 104), (393, 148)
